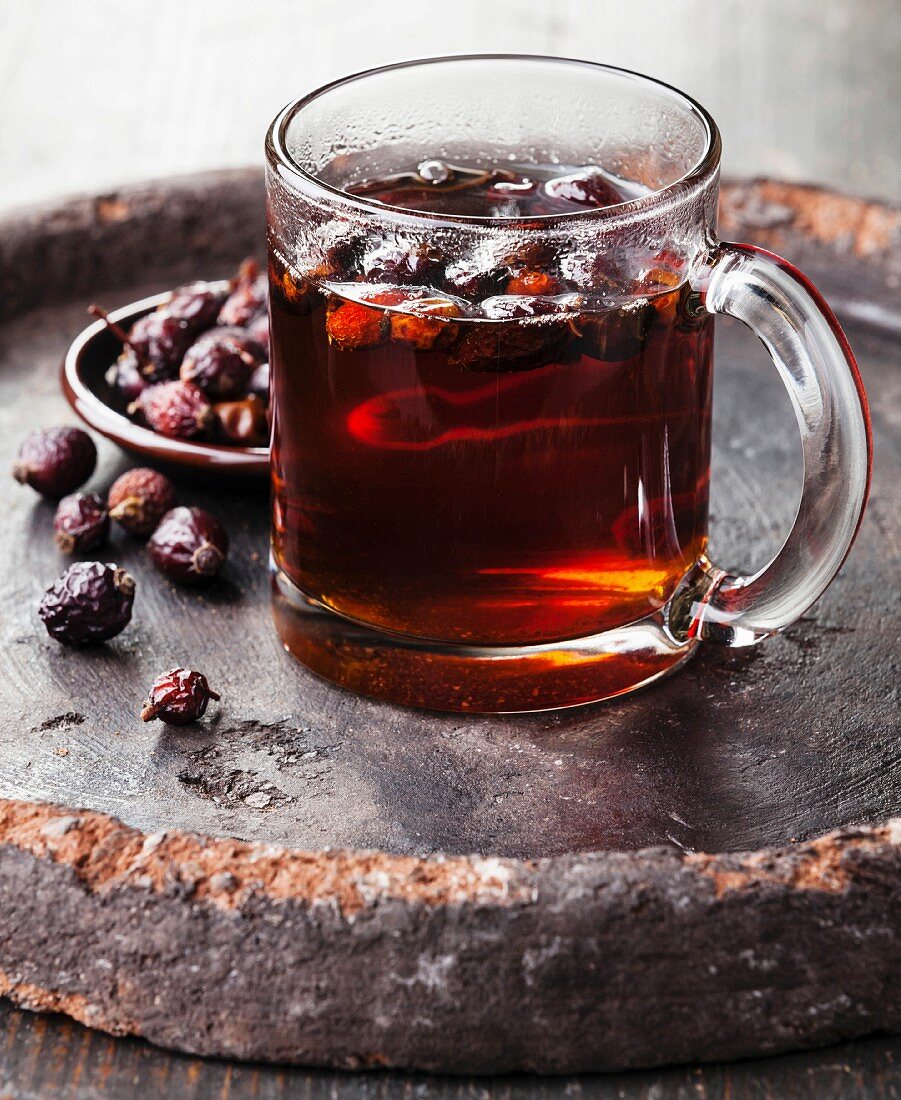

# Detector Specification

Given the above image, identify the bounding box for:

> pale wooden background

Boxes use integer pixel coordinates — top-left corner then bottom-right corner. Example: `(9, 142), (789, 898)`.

(1, 0), (899, 213)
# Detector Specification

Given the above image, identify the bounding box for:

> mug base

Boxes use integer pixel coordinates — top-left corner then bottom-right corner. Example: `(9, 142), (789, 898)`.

(271, 566), (698, 713)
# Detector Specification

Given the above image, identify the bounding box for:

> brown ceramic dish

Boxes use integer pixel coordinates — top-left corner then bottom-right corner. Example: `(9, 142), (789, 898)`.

(61, 286), (269, 477)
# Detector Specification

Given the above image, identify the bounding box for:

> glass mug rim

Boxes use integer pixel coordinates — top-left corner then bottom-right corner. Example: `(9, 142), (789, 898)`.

(266, 54), (723, 231)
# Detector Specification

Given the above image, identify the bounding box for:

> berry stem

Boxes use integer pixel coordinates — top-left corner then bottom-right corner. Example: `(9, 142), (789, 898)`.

(89, 305), (153, 373)
(88, 304), (134, 347)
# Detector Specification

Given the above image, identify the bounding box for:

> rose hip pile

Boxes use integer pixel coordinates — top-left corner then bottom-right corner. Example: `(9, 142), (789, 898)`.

(95, 259), (270, 447)
(14, 424), (227, 725)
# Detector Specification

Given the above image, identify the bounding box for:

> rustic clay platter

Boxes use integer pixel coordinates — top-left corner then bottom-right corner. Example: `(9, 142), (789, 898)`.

(0, 169), (898, 1075)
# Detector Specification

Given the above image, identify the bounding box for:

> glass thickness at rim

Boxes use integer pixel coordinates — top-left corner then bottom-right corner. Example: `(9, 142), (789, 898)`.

(265, 54), (722, 229)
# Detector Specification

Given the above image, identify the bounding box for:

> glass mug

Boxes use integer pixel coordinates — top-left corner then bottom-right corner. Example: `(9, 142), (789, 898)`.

(265, 56), (871, 712)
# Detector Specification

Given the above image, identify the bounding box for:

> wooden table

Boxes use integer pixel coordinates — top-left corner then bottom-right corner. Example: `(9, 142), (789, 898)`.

(2, 1003), (900, 1099)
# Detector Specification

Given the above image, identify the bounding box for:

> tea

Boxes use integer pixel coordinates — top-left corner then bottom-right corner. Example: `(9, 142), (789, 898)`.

(269, 160), (713, 653)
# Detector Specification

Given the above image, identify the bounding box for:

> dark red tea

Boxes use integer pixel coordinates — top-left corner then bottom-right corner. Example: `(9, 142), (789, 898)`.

(270, 161), (713, 651)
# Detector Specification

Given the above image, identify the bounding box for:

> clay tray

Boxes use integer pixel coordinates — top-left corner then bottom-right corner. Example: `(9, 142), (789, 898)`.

(0, 170), (898, 1076)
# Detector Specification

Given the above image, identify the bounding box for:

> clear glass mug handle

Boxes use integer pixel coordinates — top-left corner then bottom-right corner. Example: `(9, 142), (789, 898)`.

(668, 242), (873, 647)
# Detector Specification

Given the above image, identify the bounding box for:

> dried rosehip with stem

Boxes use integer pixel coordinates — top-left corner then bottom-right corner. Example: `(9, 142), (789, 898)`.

(140, 668), (220, 726)
(179, 327), (264, 400)
(90, 305), (189, 384)
(130, 380), (214, 440)
(108, 468), (177, 537)
(39, 561), (135, 646)
(13, 426), (97, 499)
(54, 493), (110, 553)
(148, 506), (228, 584)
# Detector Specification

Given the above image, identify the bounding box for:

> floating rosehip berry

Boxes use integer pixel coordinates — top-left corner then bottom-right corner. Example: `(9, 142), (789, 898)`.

(442, 258), (507, 301)
(13, 426), (97, 499)
(212, 396), (269, 446)
(247, 361), (269, 405)
(108, 467), (178, 537)
(638, 264), (683, 323)
(140, 667), (221, 726)
(448, 319), (573, 373)
(544, 167), (623, 209)
(180, 327), (263, 400)
(576, 303), (655, 362)
(39, 561), (135, 645)
(505, 269), (562, 296)
(389, 298), (463, 351)
(481, 293), (581, 320)
(325, 299), (389, 350)
(218, 259), (268, 328)
(148, 506), (228, 585)
(130, 380), (213, 440)
(53, 493), (110, 553)
(315, 223), (363, 279)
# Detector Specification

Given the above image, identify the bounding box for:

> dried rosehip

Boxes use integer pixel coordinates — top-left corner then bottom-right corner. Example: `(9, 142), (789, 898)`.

(246, 311), (270, 355)
(212, 396), (269, 446)
(164, 281), (227, 330)
(54, 493), (109, 553)
(481, 293), (582, 320)
(126, 309), (197, 383)
(576, 303), (655, 363)
(219, 259), (268, 327)
(92, 278), (225, 386)
(180, 327), (263, 399)
(13, 427), (97, 499)
(505, 269), (562, 297)
(247, 361), (269, 405)
(325, 299), (389, 350)
(39, 561), (135, 645)
(544, 167), (623, 209)
(108, 467), (177, 537)
(140, 668), (220, 726)
(105, 349), (148, 404)
(130, 380), (213, 440)
(149, 506), (228, 584)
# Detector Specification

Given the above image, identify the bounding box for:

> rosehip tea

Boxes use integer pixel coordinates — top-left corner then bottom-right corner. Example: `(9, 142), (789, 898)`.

(270, 164), (712, 638)
(265, 58), (870, 711)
